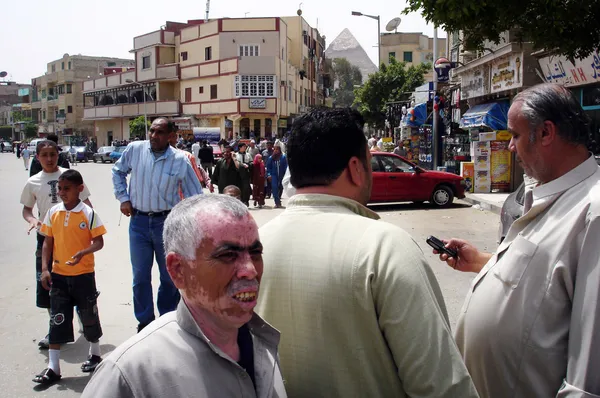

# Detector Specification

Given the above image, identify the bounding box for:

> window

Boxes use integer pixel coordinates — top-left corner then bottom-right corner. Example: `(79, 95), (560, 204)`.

(254, 119), (261, 133)
(210, 84), (218, 99)
(42, 110), (46, 120)
(205, 47), (212, 61)
(66, 84), (72, 94)
(42, 89), (46, 99)
(67, 106), (73, 114)
(389, 52), (396, 62)
(185, 87), (192, 102)
(51, 64), (56, 72)
(68, 61), (71, 70)
(61, 62), (65, 70)
(181, 51), (188, 61)
(142, 56), (151, 69)
(403, 51), (413, 62)
(288, 81), (293, 101)
(239, 45), (259, 57)
(199, 86), (204, 94)
(234, 75), (276, 98)
(379, 155), (415, 173)
(282, 48), (285, 59)
(371, 157), (381, 172)
(57, 85), (65, 95)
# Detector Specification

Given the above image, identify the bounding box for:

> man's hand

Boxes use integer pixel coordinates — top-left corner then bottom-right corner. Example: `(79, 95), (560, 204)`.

(120, 201), (133, 217)
(66, 251), (84, 266)
(40, 270), (52, 291)
(28, 219), (41, 235)
(433, 238), (491, 274)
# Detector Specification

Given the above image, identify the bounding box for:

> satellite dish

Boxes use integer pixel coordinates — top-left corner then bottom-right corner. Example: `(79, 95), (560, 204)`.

(0, 71), (7, 78)
(385, 17), (401, 32)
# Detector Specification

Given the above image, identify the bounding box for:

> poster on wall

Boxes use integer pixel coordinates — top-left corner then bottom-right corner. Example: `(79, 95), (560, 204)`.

(474, 141), (491, 193)
(460, 66), (488, 99)
(460, 162), (475, 193)
(491, 53), (524, 93)
(491, 141), (512, 191)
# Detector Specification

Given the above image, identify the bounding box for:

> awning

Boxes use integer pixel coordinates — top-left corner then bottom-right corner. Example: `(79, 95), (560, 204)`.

(459, 101), (509, 130)
(404, 102), (428, 127)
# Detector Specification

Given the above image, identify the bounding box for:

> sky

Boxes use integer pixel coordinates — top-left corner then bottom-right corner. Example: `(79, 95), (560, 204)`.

(1, 0), (445, 84)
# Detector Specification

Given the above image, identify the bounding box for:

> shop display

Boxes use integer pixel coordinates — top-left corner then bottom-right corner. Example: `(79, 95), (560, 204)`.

(474, 140), (491, 193)
(418, 125), (433, 169)
(443, 133), (470, 174)
(491, 138), (512, 192)
(460, 162), (475, 193)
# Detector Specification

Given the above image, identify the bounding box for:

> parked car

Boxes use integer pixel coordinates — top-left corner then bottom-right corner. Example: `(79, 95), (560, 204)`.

(109, 146), (127, 162)
(74, 146), (94, 162)
(370, 152), (466, 207)
(0, 141), (12, 152)
(93, 146), (115, 163)
(211, 144), (223, 160)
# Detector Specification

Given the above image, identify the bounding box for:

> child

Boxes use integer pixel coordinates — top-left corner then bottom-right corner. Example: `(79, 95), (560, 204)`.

(33, 169), (106, 385)
(223, 185), (242, 201)
(20, 140), (92, 350)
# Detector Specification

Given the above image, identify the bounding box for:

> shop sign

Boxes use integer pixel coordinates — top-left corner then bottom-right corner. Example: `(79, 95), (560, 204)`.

(249, 98), (266, 109)
(538, 51), (600, 87)
(491, 53), (523, 93)
(277, 119), (287, 128)
(461, 66), (488, 99)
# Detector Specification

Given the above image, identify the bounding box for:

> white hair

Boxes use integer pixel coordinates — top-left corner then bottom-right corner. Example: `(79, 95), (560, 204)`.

(163, 194), (249, 260)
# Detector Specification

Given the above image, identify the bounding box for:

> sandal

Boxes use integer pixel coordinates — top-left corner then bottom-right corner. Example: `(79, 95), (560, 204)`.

(81, 355), (102, 373)
(33, 368), (61, 385)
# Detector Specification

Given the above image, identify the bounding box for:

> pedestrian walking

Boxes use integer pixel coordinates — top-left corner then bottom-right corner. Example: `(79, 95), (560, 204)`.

(212, 145), (242, 194)
(262, 142), (274, 198)
(20, 140), (92, 349)
(33, 170), (106, 385)
(69, 146), (77, 165)
(30, 134), (70, 176)
(236, 143), (253, 206)
(256, 107), (478, 397)
(22, 147), (31, 170)
(198, 140), (215, 179)
(191, 140), (200, 166)
(252, 154), (266, 208)
(266, 145), (287, 208)
(81, 195), (286, 398)
(435, 83), (600, 398)
(112, 118), (202, 333)
(248, 139), (260, 159)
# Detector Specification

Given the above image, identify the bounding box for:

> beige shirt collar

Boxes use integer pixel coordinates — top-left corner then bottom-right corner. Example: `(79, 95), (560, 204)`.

(286, 194), (381, 220)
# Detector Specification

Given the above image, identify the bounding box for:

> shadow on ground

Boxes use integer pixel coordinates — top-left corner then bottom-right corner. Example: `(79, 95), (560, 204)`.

(368, 201), (472, 213)
(37, 334), (116, 365)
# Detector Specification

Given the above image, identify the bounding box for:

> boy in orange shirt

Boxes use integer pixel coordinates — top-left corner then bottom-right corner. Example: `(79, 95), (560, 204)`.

(33, 170), (106, 385)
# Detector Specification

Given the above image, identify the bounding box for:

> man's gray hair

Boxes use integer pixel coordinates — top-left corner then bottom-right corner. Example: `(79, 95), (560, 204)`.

(513, 83), (590, 145)
(163, 194), (250, 260)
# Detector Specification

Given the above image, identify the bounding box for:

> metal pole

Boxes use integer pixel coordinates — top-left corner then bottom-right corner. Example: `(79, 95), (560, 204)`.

(377, 16), (381, 69)
(432, 26), (439, 169)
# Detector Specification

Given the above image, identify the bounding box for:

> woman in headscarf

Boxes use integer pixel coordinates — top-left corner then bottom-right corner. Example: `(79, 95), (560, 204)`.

(252, 154), (266, 208)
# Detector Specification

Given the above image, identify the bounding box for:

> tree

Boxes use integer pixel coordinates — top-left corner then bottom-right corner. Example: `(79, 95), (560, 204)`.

(11, 111), (38, 138)
(331, 58), (363, 108)
(129, 116), (150, 139)
(354, 59), (430, 128)
(404, 0), (600, 60)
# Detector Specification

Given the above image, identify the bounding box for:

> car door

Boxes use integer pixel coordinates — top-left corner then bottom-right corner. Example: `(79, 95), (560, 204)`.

(369, 155), (388, 202)
(379, 155), (423, 201)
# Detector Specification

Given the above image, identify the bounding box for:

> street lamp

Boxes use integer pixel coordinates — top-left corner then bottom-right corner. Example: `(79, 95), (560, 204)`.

(125, 78), (148, 140)
(351, 11), (381, 68)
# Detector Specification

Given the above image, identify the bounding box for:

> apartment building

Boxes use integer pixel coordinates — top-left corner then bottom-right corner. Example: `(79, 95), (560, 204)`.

(31, 54), (134, 140)
(380, 32), (446, 81)
(83, 16), (328, 146)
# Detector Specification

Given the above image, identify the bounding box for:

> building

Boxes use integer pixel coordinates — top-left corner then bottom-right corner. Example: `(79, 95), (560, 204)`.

(380, 32), (446, 81)
(0, 82), (34, 140)
(30, 54), (134, 141)
(83, 16), (330, 146)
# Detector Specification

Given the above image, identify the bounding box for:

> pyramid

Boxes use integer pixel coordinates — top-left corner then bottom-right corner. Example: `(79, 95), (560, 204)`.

(326, 28), (378, 81)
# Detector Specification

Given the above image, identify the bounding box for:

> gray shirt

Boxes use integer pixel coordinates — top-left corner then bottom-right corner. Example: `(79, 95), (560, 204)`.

(82, 301), (287, 398)
(456, 155), (600, 397)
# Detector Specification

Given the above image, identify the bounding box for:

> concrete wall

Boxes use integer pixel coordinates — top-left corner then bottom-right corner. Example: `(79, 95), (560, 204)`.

(137, 47), (157, 81)
(219, 31), (280, 59)
(222, 18), (276, 32)
(180, 35), (220, 66)
(180, 75), (235, 102)
(159, 47), (176, 64)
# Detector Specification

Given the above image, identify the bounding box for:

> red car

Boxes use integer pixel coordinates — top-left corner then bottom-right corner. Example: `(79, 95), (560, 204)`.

(211, 144), (223, 160)
(369, 152), (466, 207)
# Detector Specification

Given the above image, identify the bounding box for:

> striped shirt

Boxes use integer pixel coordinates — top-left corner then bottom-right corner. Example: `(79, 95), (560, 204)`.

(112, 141), (202, 212)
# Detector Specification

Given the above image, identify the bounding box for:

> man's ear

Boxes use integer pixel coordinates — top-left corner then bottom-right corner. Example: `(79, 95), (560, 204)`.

(166, 252), (186, 289)
(540, 120), (557, 147)
(78, 184), (84, 193)
(347, 157), (364, 186)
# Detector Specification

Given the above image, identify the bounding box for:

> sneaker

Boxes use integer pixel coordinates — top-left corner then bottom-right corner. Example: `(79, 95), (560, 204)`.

(38, 335), (50, 350)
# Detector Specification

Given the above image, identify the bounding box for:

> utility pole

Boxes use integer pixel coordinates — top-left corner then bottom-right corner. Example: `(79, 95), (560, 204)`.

(432, 26), (439, 170)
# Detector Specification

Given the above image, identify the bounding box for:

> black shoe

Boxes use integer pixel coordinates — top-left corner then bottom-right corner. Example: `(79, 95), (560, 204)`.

(38, 335), (49, 350)
(81, 355), (102, 373)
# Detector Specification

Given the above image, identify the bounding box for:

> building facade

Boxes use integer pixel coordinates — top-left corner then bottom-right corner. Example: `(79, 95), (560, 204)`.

(380, 32), (446, 81)
(31, 54), (134, 140)
(83, 16), (328, 146)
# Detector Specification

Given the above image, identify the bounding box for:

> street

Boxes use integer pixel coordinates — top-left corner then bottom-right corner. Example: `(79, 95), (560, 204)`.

(0, 152), (501, 397)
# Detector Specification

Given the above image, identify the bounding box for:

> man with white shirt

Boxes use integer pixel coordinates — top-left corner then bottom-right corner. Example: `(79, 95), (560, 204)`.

(437, 83), (600, 398)
(191, 140), (201, 165)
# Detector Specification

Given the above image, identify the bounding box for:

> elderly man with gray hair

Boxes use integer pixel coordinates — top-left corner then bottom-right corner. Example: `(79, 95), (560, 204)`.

(436, 83), (600, 397)
(82, 195), (286, 398)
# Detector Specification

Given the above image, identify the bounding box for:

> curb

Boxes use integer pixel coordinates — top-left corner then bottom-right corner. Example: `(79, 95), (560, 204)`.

(462, 195), (503, 215)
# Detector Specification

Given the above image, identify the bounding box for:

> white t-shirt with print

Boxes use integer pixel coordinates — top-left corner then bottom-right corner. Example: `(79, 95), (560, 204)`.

(20, 167), (91, 220)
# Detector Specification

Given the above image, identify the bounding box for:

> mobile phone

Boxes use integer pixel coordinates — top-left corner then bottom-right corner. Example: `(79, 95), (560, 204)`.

(426, 236), (458, 259)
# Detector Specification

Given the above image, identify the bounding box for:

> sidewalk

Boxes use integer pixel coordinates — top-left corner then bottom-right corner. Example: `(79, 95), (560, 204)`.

(462, 192), (511, 215)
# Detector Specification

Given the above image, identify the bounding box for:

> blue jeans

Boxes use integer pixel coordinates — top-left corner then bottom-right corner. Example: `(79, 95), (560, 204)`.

(129, 213), (180, 325)
(271, 178), (281, 206)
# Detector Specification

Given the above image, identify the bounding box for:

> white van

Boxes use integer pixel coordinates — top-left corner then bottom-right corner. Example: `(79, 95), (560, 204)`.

(28, 138), (45, 153)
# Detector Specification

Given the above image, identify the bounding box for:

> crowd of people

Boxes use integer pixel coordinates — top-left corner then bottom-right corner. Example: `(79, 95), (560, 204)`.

(17, 83), (600, 397)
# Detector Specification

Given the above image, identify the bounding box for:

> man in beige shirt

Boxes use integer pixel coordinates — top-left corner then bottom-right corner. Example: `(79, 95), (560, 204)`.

(82, 195), (286, 397)
(256, 108), (478, 397)
(437, 83), (600, 397)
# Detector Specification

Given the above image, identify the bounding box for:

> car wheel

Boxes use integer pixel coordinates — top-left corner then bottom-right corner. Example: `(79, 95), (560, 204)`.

(93, 158), (97, 163)
(431, 185), (454, 208)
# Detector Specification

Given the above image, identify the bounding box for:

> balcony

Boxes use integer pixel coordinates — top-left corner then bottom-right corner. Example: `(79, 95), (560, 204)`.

(83, 100), (180, 120)
(156, 64), (179, 80)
